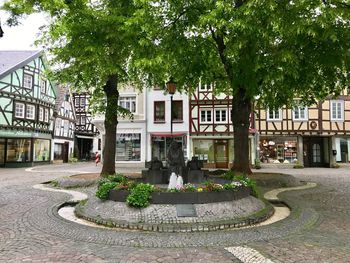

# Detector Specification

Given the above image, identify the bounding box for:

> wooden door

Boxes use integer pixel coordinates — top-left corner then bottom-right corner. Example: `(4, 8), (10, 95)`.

(215, 140), (228, 168)
(303, 137), (325, 167)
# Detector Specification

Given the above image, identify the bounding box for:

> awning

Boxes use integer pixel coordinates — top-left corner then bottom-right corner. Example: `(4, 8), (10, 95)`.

(151, 133), (186, 137)
(75, 135), (94, 139)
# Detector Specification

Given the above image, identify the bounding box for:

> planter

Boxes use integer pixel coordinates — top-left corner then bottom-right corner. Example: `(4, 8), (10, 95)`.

(108, 187), (251, 204)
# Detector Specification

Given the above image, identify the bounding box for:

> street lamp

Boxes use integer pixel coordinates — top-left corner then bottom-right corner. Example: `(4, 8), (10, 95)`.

(166, 78), (176, 136)
(0, 19), (4, 38)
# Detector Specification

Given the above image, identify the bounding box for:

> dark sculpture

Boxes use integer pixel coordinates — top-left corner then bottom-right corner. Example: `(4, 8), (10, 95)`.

(149, 157), (163, 170)
(187, 156), (203, 171)
(167, 141), (185, 176)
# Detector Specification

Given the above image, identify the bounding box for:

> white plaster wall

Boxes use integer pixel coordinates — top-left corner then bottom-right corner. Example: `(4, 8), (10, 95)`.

(146, 89), (190, 161)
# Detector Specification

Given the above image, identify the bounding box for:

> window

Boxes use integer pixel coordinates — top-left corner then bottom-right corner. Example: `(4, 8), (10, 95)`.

(55, 118), (61, 136)
(119, 96), (136, 113)
(26, 104), (35, 120)
(7, 139), (31, 162)
(39, 107), (44, 122)
(312, 144), (321, 163)
(23, 73), (33, 89)
(40, 79), (47, 94)
(330, 100), (344, 121)
(154, 101), (165, 122)
(172, 100), (183, 121)
(33, 139), (50, 162)
(116, 133), (141, 161)
(267, 109), (282, 121)
(215, 109), (227, 123)
(200, 109), (212, 123)
(293, 105), (308, 121)
(63, 120), (69, 137)
(80, 97), (86, 107)
(15, 103), (25, 118)
(199, 83), (213, 91)
(74, 98), (79, 107)
(80, 116), (86, 125)
(44, 108), (49, 122)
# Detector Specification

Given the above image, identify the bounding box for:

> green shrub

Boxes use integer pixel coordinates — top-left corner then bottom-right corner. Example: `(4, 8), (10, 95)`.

(182, 183), (196, 192)
(107, 173), (127, 183)
(96, 182), (118, 200)
(126, 183), (154, 208)
(223, 170), (236, 180)
(254, 159), (261, 169)
(69, 157), (78, 163)
(293, 160), (304, 169)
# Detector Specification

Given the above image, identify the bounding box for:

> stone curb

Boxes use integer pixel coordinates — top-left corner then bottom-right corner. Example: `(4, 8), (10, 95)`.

(74, 198), (275, 233)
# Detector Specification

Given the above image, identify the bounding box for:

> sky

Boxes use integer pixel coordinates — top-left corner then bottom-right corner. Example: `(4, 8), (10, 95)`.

(0, 1), (46, 50)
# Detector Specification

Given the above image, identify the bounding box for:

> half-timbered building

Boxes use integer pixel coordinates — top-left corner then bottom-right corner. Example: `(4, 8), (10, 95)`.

(256, 92), (350, 167)
(53, 85), (76, 163)
(0, 50), (56, 167)
(72, 92), (99, 160)
(189, 83), (256, 168)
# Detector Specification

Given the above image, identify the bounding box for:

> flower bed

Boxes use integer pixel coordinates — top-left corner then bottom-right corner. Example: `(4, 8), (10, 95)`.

(109, 186), (251, 204)
(96, 173), (258, 208)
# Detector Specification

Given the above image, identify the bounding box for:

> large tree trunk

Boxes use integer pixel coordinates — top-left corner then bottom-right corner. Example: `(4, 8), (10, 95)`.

(231, 87), (252, 174)
(101, 74), (119, 176)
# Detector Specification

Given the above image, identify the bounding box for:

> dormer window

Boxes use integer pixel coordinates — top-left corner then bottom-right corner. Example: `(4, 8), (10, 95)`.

(23, 73), (33, 89)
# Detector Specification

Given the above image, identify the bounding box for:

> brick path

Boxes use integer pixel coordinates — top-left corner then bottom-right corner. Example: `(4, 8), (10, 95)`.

(0, 164), (349, 262)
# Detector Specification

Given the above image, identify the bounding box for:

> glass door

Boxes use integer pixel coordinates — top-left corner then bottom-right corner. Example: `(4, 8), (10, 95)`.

(215, 140), (228, 168)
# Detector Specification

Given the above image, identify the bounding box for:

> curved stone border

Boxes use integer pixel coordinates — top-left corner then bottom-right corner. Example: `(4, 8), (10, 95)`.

(33, 183), (88, 202)
(264, 182), (317, 201)
(74, 199), (274, 233)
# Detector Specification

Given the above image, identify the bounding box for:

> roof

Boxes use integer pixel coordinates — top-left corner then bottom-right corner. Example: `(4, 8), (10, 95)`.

(0, 50), (42, 79)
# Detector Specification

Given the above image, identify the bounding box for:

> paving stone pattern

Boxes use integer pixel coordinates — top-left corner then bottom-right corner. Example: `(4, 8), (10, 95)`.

(0, 163), (349, 262)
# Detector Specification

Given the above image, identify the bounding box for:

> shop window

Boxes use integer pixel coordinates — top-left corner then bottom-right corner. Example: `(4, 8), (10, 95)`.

(116, 133), (141, 161)
(151, 135), (184, 161)
(15, 103), (25, 118)
(259, 138), (297, 163)
(215, 109), (227, 123)
(154, 101), (165, 122)
(40, 79), (47, 94)
(119, 96), (136, 113)
(33, 139), (50, 161)
(293, 105), (308, 121)
(267, 109), (282, 121)
(26, 104), (36, 120)
(193, 139), (215, 164)
(200, 109), (212, 123)
(330, 100), (344, 121)
(23, 73), (33, 89)
(6, 139), (31, 162)
(172, 100), (183, 122)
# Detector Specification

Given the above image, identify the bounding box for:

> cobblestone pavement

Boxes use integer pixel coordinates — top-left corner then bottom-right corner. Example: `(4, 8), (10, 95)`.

(0, 163), (349, 262)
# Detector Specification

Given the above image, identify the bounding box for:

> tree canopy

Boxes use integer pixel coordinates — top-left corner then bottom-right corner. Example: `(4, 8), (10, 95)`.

(131, 0), (350, 173)
(2, 0), (144, 174)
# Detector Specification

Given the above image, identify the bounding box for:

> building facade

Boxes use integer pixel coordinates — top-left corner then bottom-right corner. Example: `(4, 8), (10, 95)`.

(93, 85), (147, 165)
(146, 87), (190, 163)
(52, 85), (76, 163)
(256, 92), (350, 167)
(189, 83), (256, 169)
(0, 50), (56, 167)
(72, 92), (99, 160)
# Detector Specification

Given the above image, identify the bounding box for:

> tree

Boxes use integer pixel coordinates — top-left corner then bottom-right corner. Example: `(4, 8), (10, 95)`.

(132, 0), (350, 174)
(2, 0), (141, 175)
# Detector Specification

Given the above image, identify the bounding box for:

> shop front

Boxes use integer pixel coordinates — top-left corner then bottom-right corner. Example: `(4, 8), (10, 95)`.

(116, 133), (141, 161)
(0, 130), (52, 167)
(192, 138), (234, 169)
(259, 137), (298, 164)
(150, 133), (187, 162)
